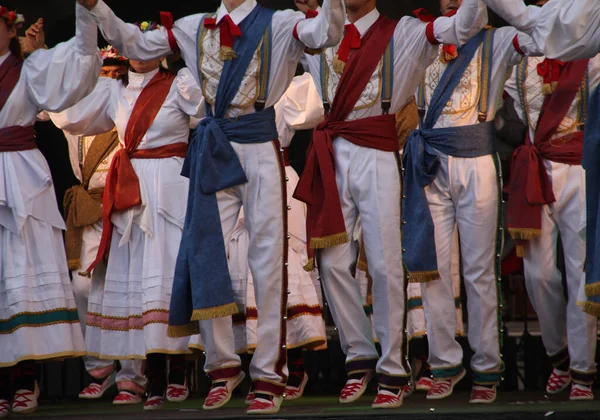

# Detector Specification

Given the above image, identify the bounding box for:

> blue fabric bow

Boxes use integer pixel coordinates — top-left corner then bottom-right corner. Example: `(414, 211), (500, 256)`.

(169, 5), (276, 330)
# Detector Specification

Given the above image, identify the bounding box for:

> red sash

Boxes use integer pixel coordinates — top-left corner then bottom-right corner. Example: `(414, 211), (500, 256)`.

(85, 71), (185, 274)
(294, 15), (398, 253)
(0, 125), (36, 151)
(0, 54), (23, 114)
(507, 59), (589, 257)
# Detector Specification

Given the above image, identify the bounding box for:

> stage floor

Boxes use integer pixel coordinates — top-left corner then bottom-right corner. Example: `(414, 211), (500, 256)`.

(26, 391), (600, 420)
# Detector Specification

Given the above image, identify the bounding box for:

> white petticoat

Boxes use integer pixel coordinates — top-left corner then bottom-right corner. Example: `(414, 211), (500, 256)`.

(85, 157), (195, 359)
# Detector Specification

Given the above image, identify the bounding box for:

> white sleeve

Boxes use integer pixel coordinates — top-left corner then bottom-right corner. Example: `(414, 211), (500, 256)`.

(49, 77), (115, 136)
(482, 0), (600, 61)
(432, 0), (488, 47)
(274, 74), (324, 147)
(23, 4), (102, 112)
(293, 0), (345, 49)
(88, 0), (203, 62)
(270, 2), (345, 75)
(176, 68), (206, 119)
(396, 0), (488, 75)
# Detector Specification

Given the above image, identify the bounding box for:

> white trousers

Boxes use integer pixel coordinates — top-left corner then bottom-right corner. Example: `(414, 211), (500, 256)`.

(422, 153), (503, 384)
(74, 224), (146, 392)
(522, 162), (597, 384)
(318, 138), (409, 388)
(198, 141), (288, 396)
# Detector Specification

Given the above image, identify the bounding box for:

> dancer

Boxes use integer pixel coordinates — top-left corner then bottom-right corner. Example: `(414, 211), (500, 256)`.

(53, 45), (148, 404)
(49, 19), (202, 412)
(0, 5), (101, 417)
(503, 37), (599, 399)
(189, 72), (327, 402)
(401, 0), (542, 404)
(297, 0), (487, 409)
(75, 0), (345, 413)
(482, 0), (600, 322)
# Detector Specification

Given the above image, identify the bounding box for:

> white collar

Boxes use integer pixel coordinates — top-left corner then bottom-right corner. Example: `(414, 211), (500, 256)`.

(128, 67), (160, 88)
(346, 8), (380, 37)
(216, 0), (257, 26)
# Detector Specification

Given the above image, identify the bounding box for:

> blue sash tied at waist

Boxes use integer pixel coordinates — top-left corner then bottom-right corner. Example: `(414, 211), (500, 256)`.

(402, 121), (496, 280)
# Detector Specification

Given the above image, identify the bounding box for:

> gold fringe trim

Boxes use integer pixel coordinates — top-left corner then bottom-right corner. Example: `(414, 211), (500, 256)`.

(582, 300), (600, 317)
(508, 227), (541, 241)
(310, 232), (349, 249)
(303, 258), (314, 272)
(167, 322), (200, 338)
(190, 302), (238, 321)
(332, 55), (345, 74)
(516, 245), (525, 258)
(408, 270), (440, 284)
(219, 46), (236, 61)
(78, 270), (92, 278)
(585, 282), (600, 297)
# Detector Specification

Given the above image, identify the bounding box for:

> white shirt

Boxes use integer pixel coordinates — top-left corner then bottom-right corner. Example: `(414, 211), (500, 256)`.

(0, 4), (101, 235)
(505, 55), (600, 142)
(86, 0), (345, 118)
(304, 0), (490, 122)
(50, 68), (204, 150)
(50, 68), (205, 241)
(424, 27), (541, 129)
(482, 0), (600, 61)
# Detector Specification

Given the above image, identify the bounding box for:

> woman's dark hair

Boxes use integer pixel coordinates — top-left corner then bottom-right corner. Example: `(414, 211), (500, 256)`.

(9, 36), (21, 59)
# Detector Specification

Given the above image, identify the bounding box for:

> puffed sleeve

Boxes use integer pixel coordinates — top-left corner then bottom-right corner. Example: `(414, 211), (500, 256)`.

(176, 68), (206, 119)
(482, 0), (600, 60)
(274, 73), (324, 147)
(23, 3), (102, 112)
(48, 77), (115, 136)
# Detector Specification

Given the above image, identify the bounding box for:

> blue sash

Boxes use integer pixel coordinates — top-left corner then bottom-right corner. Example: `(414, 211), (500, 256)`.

(401, 29), (495, 281)
(169, 5), (277, 333)
(582, 85), (600, 315)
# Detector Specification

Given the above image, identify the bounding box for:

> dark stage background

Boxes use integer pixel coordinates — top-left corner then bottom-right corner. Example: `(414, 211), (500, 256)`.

(16, 1), (510, 52)
(19, 0), (441, 48)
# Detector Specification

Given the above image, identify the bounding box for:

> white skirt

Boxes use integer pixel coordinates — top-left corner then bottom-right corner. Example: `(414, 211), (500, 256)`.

(1, 199), (85, 367)
(85, 157), (193, 359)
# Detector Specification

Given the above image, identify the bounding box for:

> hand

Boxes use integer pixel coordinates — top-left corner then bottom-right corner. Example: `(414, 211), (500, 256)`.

(20, 18), (45, 55)
(295, 0), (319, 14)
(77, 0), (98, 11)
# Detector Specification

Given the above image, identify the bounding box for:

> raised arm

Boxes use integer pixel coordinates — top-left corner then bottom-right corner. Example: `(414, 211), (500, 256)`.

(482, 0), (600, 60)
(433, 0), (487, 47)
(79, 0), (175, 61)
(293, 0), (345, 49)
(24, 4), (102, 112)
